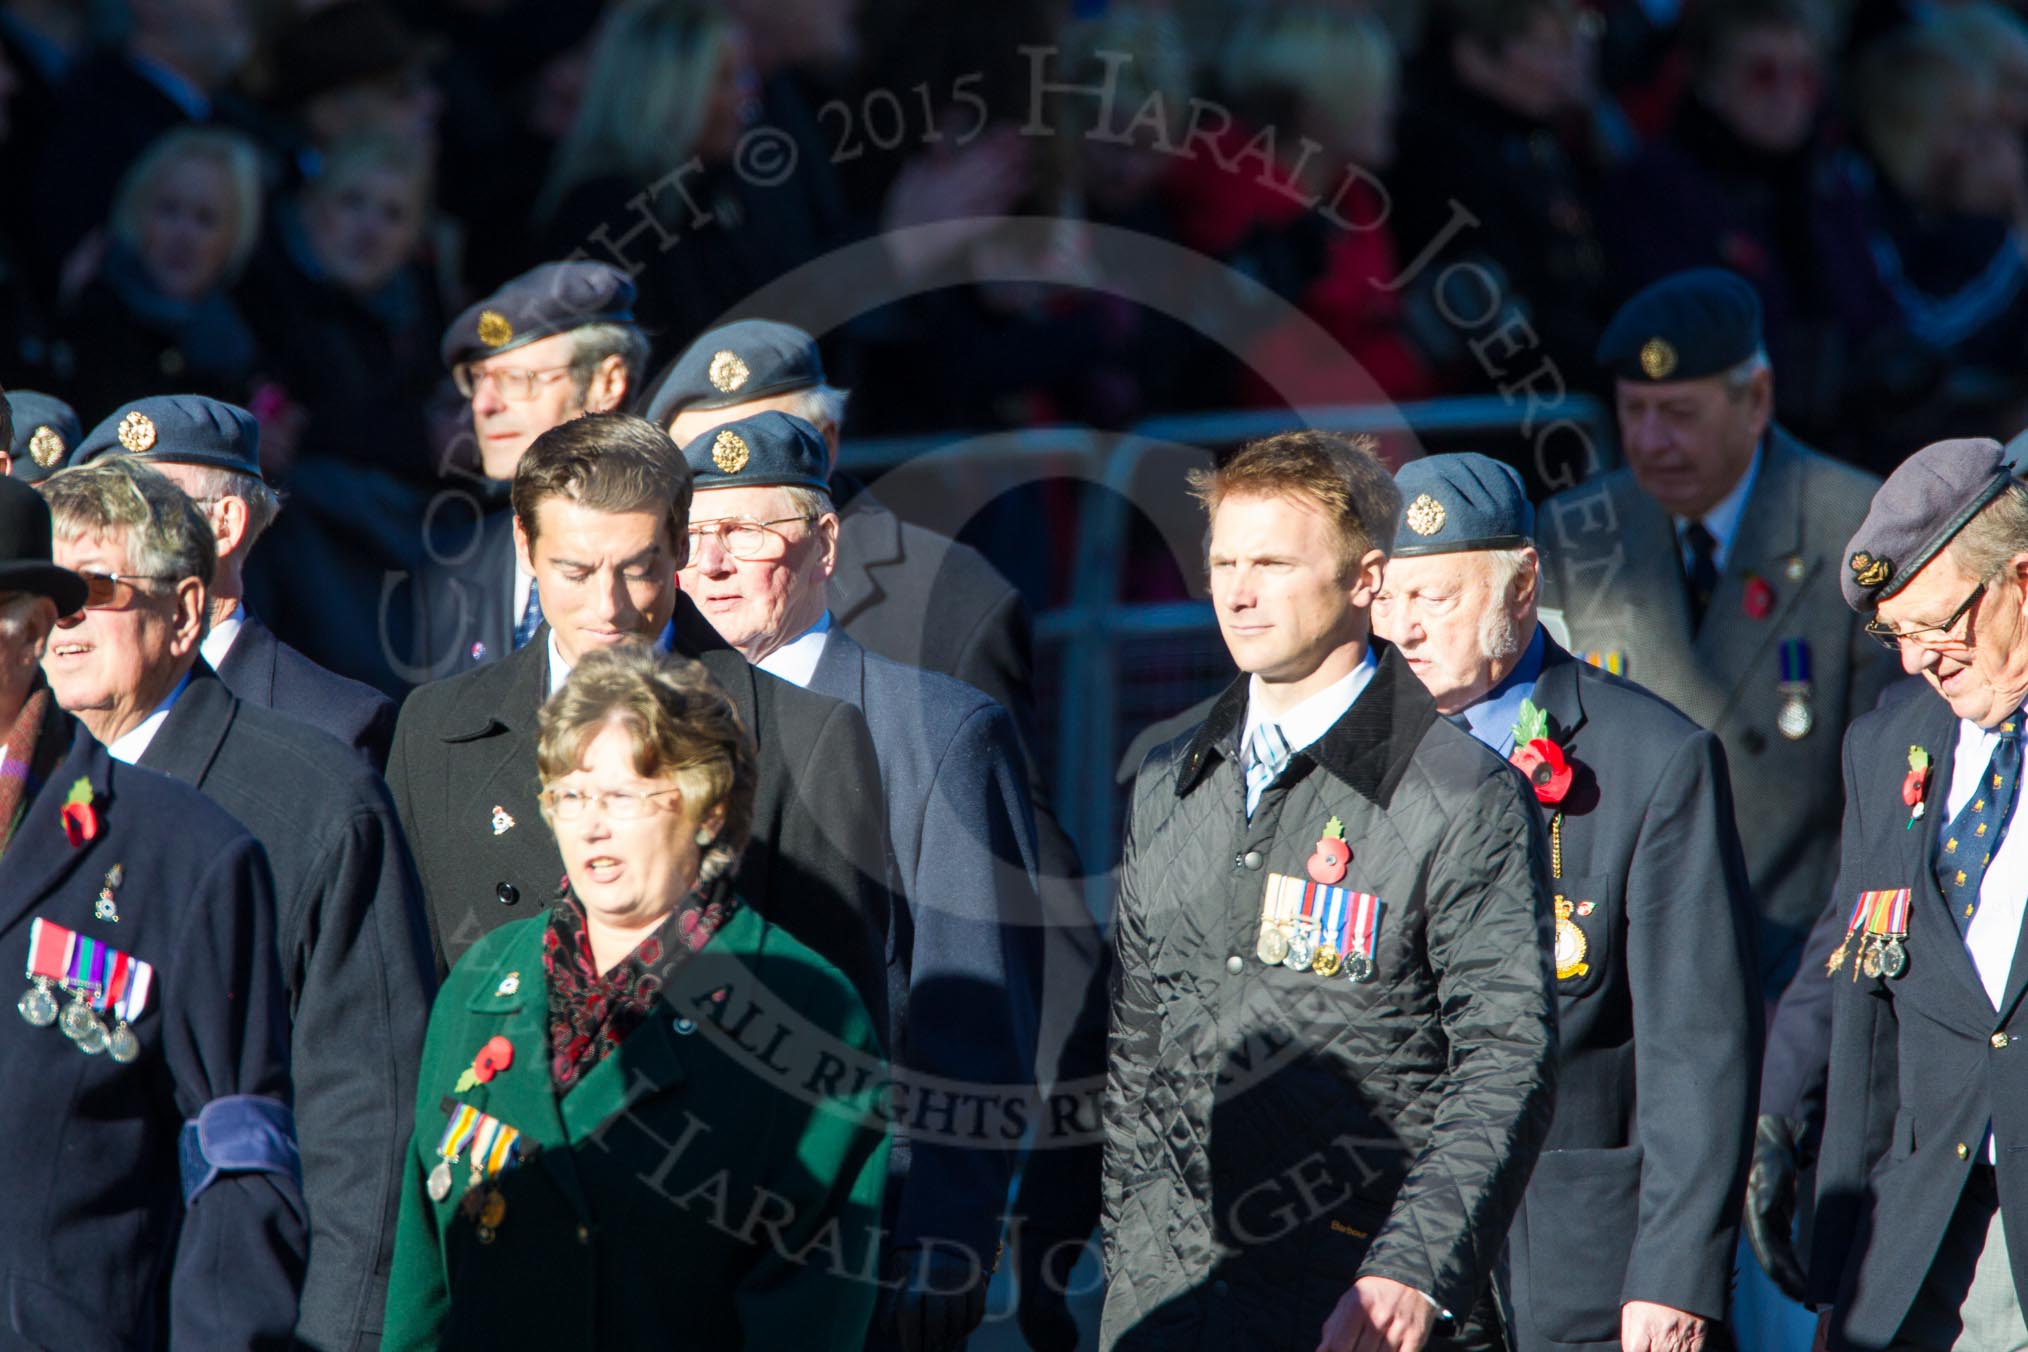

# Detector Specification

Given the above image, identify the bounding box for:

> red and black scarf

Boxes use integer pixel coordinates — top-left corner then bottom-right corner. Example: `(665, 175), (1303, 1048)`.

(0, 686), (63, 857)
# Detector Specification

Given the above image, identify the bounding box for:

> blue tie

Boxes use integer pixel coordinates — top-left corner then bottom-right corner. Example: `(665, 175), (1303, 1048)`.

(1939, 721), (2022, 936)
(513, 583), (544, 650)
(1244, 722), (1289, 819)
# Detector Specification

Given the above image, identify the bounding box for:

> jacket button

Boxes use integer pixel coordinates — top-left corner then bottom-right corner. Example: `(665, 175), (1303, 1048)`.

(1225, 956), (1244, 975)
(1741, 730), (1767, 755)
(1997, 1033), (2013, 1050)
(1958, 1142), (1971, 1160)
(1242, 851), (1264, 870)
(576, 1224), (591, 1244)
(496, 882), (519, 906)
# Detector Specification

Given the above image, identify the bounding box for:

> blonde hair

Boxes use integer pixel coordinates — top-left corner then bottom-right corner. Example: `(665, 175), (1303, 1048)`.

(110, 128), (265, 283)
(537, 0), (738, 223)
(1188, 430), (1399, 573)
(536, 645), (756, 886)
(1224, 6), (1397, 146)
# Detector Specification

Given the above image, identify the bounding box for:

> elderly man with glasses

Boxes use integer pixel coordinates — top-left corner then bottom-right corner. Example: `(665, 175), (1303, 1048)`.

(1758, 438), (2028, 1348)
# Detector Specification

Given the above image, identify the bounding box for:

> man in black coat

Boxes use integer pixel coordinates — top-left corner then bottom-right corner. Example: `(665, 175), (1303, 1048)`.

(1808, 437), (2028, 1347)
(70, 394), (395, 768)
(387, 412), (894, 1030)
(39, 455), (434, 1352)
(1374, 453), (1761, 1352)
(0, 475), (305, 1346)
(1102, 431), (1557, 1352)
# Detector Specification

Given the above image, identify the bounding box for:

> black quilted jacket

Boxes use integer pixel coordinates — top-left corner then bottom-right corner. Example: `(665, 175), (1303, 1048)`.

(1099, 644), (1559, 1351)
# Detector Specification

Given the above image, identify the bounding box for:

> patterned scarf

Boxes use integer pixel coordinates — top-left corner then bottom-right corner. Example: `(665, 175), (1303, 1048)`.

(543, 879), (738, 1091)
(0, 687), (61, 857)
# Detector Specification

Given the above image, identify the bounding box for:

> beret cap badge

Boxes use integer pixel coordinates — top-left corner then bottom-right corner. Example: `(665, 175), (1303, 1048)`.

(1850, 551), (1892, 590)
(476, 310), (514, 348)
(28, 425), (63, 468)
(1639, 338), (1678, 380)
(708, 350), (751, 394)
(711, 430), (750, 474)
(1405, 493), (1447, 537)
(115, 410), (156, 453)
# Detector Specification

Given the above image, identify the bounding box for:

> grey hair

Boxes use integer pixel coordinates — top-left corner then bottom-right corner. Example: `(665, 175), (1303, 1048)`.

(775, 384), (851, 436)
(567, 322), (652, 398)
(1949, 479), (2028, 582)
(779, 484), (837, 522)
(1723, 347), (1772, 397)
(173, 464), (286, 548)
(40, 459), (218, 603)
(1476, 546), (1538, 662)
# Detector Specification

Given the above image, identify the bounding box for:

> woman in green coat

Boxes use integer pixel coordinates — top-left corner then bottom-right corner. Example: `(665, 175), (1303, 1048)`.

(385, 645), (890, 1349)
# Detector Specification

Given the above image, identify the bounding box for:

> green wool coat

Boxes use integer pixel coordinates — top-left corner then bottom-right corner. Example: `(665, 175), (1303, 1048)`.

(383, 903), (891, 1349)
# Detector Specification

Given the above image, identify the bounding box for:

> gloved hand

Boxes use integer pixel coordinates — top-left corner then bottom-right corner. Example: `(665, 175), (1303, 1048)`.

(1744, 1113), (1810, 1302)
(884, 1245), (990, 1352)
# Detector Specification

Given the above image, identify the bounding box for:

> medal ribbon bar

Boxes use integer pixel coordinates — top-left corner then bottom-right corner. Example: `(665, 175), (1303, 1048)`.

(24, 918), (71, 982)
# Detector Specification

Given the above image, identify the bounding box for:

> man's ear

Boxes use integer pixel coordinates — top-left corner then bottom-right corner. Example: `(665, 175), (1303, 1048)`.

(813, 512), (840, 581)
(0, 451), (13, 478)
(1348, 547), (1388, 608)
(512, 513), (535, 574)
(586, 356), (629, 413)
(211, 495), (251, 560)
(169, 576), (207, 657)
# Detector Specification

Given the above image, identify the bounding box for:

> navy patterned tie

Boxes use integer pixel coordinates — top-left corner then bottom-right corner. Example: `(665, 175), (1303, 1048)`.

(1244, 722), (1290, 819)
(1939, 720), (2022, 936)
(1682, 521), (1719, 631)
(512, 583), (544, 650)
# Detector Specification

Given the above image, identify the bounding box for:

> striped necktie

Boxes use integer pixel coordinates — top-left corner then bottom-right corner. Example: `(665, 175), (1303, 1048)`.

(512, 583), (544, 650)
(1244, 721), (1290, 819)
(1940, 720), (2022, 936)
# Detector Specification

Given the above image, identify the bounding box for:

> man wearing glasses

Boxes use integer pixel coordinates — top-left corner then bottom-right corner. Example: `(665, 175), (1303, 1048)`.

(416, 261), (649, 678)
(1785, 437), (2028, 1348)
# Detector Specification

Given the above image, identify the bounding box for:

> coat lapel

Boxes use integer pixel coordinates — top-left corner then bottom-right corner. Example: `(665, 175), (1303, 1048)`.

(1894, 699), (1994, 1025)
(446, 636), (556, 888)
(1613, 485), (1705, 716)
(828, 479), (902, 626)
(213, 612), (279, 705)
(1696, 433), (1808, 720)
(136, 662), (235, 789)
(806, 627), (866, 708)
(1528, 641), (1590, 749)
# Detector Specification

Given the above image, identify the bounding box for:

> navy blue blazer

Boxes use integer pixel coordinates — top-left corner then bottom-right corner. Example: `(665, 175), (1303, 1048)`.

(215, 609), (397, 772)
(0, 713), (304, 1348)
(137, 663), (434, 1351)
(1495, 639), (1761, 1350)
(1811, 686), (2028, 1341)
(807, 628), (1042, 1264)
(408, 509), (516, 683)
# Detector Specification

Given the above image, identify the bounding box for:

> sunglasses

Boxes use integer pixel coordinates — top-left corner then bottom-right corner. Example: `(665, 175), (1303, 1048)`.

(75, 570), (179, 612)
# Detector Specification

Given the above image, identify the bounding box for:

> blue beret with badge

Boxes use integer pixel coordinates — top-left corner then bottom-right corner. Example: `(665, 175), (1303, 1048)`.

(644, 320), (825, 427)
(1841, 436), (2011, 611)
(440, 261), (637, 369)
(681, 411), (831, 492)
(1390, 452), (1534, 557)
(71, 394), (263, 479)
(1596, 267), (1764, 384)
(6, 391), (82, 484)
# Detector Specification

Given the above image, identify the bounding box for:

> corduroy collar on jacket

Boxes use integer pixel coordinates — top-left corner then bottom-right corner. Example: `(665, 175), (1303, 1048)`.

(1176, 638), (1435, 810)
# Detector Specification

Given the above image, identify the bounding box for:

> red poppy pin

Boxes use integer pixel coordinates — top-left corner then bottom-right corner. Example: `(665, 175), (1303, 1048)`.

(455, 1036), (515, 1093)
(1509, 698), (1575, 806)
(59, 777), (99, 847)
(1307, 816), (1350, 885)
(1903, 746), (1933, 828)
(1743, 574), (1775, 620)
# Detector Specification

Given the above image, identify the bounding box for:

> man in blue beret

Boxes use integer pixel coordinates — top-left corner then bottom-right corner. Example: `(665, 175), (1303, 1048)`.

(1537, 267), (1896, 1000)
(416, 261), (649, 677)
(1374, 451), (1760, 1352)
(0, 391), (81, 484)
(1762, 438), (2028, 1348)
(676, 409), (1042, 1352)
(70, 394), (396, 768)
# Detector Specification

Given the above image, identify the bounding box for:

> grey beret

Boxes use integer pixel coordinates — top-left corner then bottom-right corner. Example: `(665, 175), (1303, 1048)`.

(1842, 437), (2010, 611)
(73, 394), (262, 479)
(1597, 267), (1763, 384)
(1390, 452), (1534, 557)
(645, 320), (825, 427)
(682, 411), (831, 493)
(441, 261), (636, 368)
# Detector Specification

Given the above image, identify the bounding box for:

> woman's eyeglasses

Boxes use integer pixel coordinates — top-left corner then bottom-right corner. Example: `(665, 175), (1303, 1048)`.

(539, 787), (682, 821)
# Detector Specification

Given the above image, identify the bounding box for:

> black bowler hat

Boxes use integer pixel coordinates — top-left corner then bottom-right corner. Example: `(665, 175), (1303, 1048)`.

(644, 320), (825, 426)
(1842, 437), (2011, 611)
(71, 395), (263, 479)
(681, 411), (832, 492)
(441, 261), (637, 369)
(0, 476), (85, 615)
(1597, 268), (1764, 385)
(1391, 453), (1534, 557)
(5, 391), (81, 485)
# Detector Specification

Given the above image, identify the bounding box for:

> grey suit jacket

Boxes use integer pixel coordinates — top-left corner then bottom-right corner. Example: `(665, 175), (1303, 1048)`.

(1537, 429), (1896, 988)
(807, 628), (1041, 1265)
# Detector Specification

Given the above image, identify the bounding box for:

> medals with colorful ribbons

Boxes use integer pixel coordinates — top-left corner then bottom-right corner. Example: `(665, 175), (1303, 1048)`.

(430, 1101), (525, 1243)
(1827, 888), (1912, 981)
(1777, 639), (1814, 741)
(1257, 873), (1383, 981)
(429, 1102), (483, 1203)
(1312, 885), (1347, 977)
(1341, 890), (1383, 983)
(18, 919), (152, 1060)
(1284, 881), (1322, 972)
(1256, 874), (1298, 966)
(18, 917), (69, 1027)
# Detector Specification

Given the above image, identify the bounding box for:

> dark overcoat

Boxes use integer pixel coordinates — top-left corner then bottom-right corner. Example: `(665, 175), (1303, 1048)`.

(215, 609), (397, 771)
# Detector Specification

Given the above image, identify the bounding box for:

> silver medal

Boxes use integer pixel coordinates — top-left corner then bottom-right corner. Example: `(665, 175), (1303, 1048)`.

(1879, 938), (1908, 979)
(107, 1024), (139, 1064)
(428, 1159), (453, 1202)
(74, 1015), (108, 1056)
(1284, 927), (1317, 972)
(59, 996), (95, 1043)
(1343, 953), (1374, 983)
(17, 982), (56, 1027)
(1777, 696), (1813, 741)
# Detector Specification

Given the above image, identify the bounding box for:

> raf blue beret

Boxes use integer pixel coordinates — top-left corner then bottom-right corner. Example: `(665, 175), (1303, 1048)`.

(1391, 452), (1534, 557)
(682, 411), (831, 493)
(1842, 437), (2010, 612)
(644, 320), (825, 426)
(440, 261), (637, 368)
(6, 391), (81, 484)
(72, 395), (262, 479)
(1597, 268), (1764, 384)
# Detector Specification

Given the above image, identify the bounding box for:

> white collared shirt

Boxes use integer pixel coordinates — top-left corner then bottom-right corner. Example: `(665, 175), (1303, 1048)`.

(545, 622), (678, 697)
(1674, 442), (1763, 577)
(197, 602), (246, 672)
(1239, 647), (1379, 766)
(754, 612), (832, 689)
(1942, 707), (2028, 1011)
(106, 670), (193, 765)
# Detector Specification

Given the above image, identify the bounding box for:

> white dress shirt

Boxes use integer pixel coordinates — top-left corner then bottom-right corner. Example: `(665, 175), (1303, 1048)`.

(544, 622), (677, 697)
(106, 671), (193, 765)
(754, 612), (832, 689)
(1239, 648), (1379, 767)
(1942, 709), (2028, 1011)
(197, 602), (246, 672)
(1674, 443), (1763, 578)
